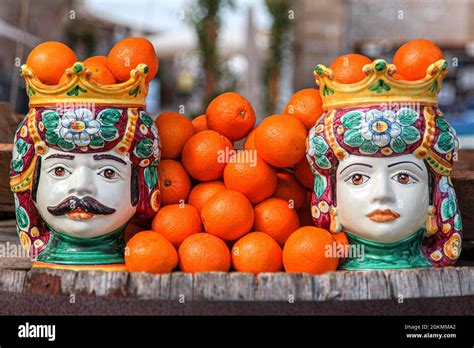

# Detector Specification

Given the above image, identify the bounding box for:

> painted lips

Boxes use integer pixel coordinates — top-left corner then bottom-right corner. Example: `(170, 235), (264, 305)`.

(367, 209), (400, 222)
(66, 208), (94, 220)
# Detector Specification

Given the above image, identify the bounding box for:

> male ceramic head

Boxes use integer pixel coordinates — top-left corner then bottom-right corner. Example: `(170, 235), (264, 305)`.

(10, 106), (161, 253)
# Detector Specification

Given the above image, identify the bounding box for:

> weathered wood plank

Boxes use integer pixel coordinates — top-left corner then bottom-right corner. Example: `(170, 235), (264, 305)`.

(313, 272), (344, 301)
(72, 270), (129, 297)
(438, 267), (463, 297)
(340, 271), (369, 301)
(365, 270), (391, 300)
(226, 272), (255, 301)
(414, 267), (444, 298)
(24, 268), (77, 296)
(193, 272), (256, 301)
(170, 272), (193, 303)
(385, 269), (421, 300)
(194, 272), (230, 300)
(256, 273), (291, 301)
(256, 272), (313, 301)
(457, 267), (474, 296)
(289, 273), (314, 301)
(0, 269), (26, 292)
(128, 272), (170, 300)
(1, 267), (473, 302)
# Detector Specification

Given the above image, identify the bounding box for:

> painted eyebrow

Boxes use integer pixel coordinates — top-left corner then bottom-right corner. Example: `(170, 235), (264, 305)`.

(44, 154), (75, 161)
(339, 163), (373, 175)
(93, 154), (127, 165)
(387, 161), (423, 171)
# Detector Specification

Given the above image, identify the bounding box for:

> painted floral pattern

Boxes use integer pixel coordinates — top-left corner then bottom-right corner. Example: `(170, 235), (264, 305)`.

(438, 176), (462, 230)
(341, 108), (421, 154)
(41, 108), (122, 151)
(434, 117), (458, 154)
(11, 137), (30, 172)
(307, 127), (331, 169)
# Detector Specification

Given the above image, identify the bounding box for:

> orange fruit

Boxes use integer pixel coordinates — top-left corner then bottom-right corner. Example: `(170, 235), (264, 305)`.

(26, 41), (77, 85)
(273, 171), (307, 210)
(192, 114), (208, 133)
(188, 180), (226, 214)
(125, 231), (178, 274)
(201, 190), (254, 241)
(283, 88), (323, 130)
(393, 39), (444, 81)
(158, 159), (191, 205)
(393, 72), (407, 80)
(108, 37), (158, 83)
(83, 55), (109, 68)
(282, 226), (338, 274)
(244, 127), (257, 151)
(85, 64), (116, 84)
(182, 130), (233, 181)
(254, 115), (307, 168)
(294, 157), (314, 189)
(206, 92), (256, 141)
(155, 112), (195, 159)
(333, 232), (349, 258)
(179, 233), (231, 273)
(223, 151), (277, 204)
(151, 204), (202, 248)
(59, 60), (115, 85)
(231, 232), (282, 274)
(253, 198), (300, 245)
(329, 53), (372, 84)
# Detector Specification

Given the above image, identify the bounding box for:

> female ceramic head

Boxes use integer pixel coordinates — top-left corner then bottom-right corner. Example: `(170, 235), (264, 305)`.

(307, 59), (462, 269)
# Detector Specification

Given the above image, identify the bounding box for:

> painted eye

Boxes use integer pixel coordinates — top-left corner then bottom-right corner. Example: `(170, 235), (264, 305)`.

(49, 166), (70, 178)
(348, 173), (369, 186)
(392, 173), (418, 185)
(99, 168), (118, 180)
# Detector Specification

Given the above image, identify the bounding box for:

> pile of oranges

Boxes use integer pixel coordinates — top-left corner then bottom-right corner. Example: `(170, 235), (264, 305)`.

(126, 89), (346, 276)
(25, 38), (158, 85)
(126, 39), (445, 276)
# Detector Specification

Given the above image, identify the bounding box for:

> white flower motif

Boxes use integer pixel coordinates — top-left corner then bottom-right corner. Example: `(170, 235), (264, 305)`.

(58, 108), (101, 147)
(360, 110), (403, 147)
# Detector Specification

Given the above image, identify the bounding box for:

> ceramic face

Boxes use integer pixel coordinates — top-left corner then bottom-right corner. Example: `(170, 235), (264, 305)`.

(35, 147), (136, 239)
(336, 153), (429, 243)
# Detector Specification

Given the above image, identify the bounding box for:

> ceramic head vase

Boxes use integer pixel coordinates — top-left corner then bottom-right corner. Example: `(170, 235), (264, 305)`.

(10, 62), (161, 271)
(307, 59), (462, 270)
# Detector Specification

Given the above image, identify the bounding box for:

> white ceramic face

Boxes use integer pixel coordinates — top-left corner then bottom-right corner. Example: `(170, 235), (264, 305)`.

(35, 148), (136, 239)
(336, 153), (429, 243)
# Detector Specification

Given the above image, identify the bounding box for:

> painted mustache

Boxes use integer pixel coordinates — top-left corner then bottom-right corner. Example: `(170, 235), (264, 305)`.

(367, 209), (400, 222)
(47, 196), (116, 217)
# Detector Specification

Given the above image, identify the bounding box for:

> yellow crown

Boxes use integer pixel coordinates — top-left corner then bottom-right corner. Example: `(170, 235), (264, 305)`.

(20, 62), (150, 107)
(313, 59), (448, 111)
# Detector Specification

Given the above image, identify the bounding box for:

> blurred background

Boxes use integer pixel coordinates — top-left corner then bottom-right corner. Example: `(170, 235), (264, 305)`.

(0, 0), (473, 147)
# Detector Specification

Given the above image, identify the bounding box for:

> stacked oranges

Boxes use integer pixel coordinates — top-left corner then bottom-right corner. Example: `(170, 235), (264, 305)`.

(126, 39), (445, 276)
(25, 38), (158, 85)
(126, 88), (343, 276)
